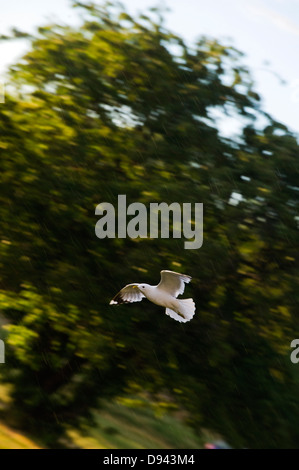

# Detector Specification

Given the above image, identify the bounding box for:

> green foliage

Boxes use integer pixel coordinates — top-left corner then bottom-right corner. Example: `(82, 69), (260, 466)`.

(0, 0), (299, 448)
(65, 399), (205, 449)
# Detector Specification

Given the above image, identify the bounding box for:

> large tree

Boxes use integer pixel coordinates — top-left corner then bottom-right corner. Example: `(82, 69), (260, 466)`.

(0, 1), (298, 448)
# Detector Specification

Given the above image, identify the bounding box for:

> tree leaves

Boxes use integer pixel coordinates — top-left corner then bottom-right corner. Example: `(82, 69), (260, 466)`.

(1, 0), (299, 448)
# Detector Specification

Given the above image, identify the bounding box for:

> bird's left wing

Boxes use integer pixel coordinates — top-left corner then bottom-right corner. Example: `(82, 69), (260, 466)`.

(157, 270), (191, 297)
(109, 284), (145, 305)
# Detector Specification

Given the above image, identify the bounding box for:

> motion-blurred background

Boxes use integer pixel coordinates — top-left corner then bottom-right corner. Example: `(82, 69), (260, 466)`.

(0, 0), (299, 449)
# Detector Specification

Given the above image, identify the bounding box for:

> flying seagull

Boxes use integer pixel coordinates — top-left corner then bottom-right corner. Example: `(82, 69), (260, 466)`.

(109, 270), (195, 323)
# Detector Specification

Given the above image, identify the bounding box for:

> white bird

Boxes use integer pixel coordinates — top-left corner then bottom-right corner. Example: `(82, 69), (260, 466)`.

(109, 270), (196, 323)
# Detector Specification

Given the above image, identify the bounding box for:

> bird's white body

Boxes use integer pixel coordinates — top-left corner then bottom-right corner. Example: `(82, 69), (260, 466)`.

(141, 284), (170, 306)
(110, 270), (196, 323)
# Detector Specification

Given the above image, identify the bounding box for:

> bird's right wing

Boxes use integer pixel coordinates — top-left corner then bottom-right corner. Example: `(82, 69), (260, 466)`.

(157, 270), (191, 297)
(109, 284), (145, 305)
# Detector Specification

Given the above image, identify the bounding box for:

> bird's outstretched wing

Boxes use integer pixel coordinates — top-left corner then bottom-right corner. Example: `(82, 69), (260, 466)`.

(157, 270), (191, 297)
(109, 284), (145, 305)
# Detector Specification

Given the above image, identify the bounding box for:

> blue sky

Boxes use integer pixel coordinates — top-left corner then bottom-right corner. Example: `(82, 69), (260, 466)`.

(0, 0), (298, 135)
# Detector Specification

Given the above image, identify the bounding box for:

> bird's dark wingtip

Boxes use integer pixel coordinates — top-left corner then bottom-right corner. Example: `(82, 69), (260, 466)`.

(109, 292), (130, 305)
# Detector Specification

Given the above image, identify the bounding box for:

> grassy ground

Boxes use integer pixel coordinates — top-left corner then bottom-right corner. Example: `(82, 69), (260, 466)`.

(0, 395), (205, 449)
(0, 383), (41, 448)
(64, 401), (205, 449)
(0, 422), (40, 449)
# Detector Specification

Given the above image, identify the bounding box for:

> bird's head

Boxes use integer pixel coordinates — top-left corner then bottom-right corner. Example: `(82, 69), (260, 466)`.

(138, 283), (151, 294)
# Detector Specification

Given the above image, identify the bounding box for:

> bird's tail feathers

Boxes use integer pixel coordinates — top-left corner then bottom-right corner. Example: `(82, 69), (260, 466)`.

(165, 298), (195, 323)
